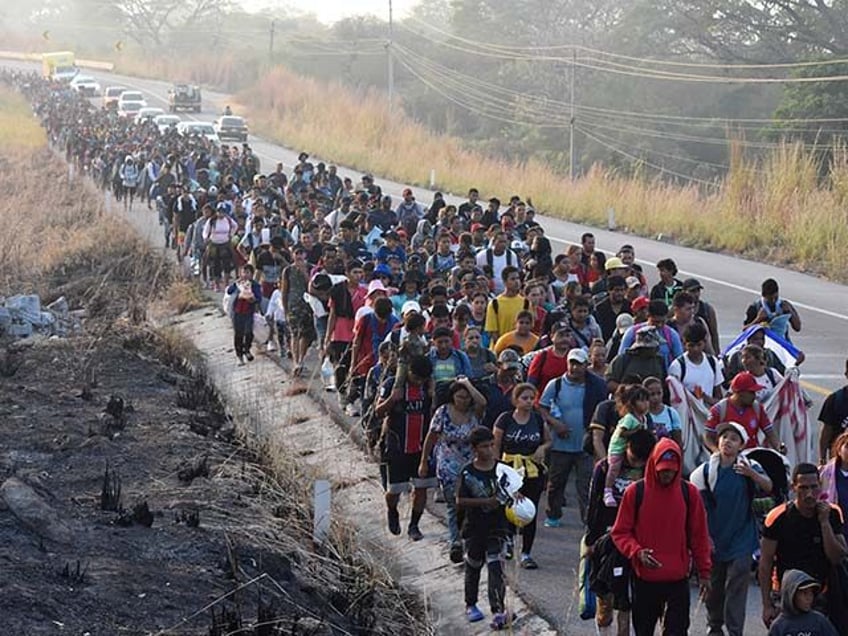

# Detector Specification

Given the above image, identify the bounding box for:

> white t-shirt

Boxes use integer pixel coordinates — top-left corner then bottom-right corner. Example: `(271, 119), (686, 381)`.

(753, 369), (783, 402)
(476, 248), (518, 293)
(668, 353), (724, 397)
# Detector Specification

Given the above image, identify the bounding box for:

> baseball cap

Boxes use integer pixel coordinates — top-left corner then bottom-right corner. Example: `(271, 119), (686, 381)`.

(401, 300), (421, 316)
(630, 325), (661, 349)
(730, 371), (765, 394)
(682, 278), (703, 291)
(567, 348), (589, 364)
(656, 449), (680, 472)
(498, 349), (522, 370)
(616, 313), (634, 334)
(605, 256), (626, 271)
(626, 276), (641, 289)
(631, 297), (650, 312)
(367, 280), (388, 296)
(717, 422), (749, 446)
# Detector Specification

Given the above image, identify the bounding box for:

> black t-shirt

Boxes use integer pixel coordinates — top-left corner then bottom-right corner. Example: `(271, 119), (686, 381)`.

(594, 297), (631, 342)
(494, 411), (544, 456)
(589, 400), (619, 452)
(762, 502), (844, 584)
(457, 461), (507, 539)
(379, 377), (431, 458)
(819, 387), (848, 433)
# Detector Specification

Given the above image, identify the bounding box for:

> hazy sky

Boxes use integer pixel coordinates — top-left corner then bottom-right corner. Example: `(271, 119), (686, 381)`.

(248, 0), (419, 25)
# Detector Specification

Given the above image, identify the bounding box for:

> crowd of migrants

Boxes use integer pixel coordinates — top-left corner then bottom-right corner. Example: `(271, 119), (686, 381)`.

(10, 70), (848, 636)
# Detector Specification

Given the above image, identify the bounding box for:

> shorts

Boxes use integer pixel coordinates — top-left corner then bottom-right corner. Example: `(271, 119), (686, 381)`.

(380, 452), (437, 494)
(288, 302), (316, 342)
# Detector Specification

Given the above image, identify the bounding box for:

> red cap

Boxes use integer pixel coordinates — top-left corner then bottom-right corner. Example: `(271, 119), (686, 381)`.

(631, 297), (649, 312)
(402, 187), (413, 196)
(655, 449), (680, 472)
(730, 371), (765, 394)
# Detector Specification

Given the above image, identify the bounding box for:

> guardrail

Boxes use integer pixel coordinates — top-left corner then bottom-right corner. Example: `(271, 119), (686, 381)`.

(0, 50), (114, 71)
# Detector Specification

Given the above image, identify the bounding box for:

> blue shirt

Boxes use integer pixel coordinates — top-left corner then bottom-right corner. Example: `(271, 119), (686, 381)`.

(539, 377), (586, 453)
(707, 463), (759, 561)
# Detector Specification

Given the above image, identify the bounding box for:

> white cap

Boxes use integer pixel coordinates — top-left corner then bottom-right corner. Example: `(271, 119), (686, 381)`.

(401, 300), (421, 315)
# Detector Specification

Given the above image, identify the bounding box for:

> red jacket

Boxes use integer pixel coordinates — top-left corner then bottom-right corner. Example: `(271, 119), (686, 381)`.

(611, 438), (712, 582)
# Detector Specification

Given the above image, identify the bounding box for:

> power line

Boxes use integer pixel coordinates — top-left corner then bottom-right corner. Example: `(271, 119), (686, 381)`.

(406, 15), (848, 71)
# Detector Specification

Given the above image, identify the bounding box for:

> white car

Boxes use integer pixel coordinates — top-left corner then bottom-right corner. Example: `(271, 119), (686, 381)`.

(70, 75), (101, 96)
(176, 121), (219, 144)
(153, 114), (181, 133)
(136, 107), (165, 123)
(117, 101), (144, 119)
(118, 90), (147, 109)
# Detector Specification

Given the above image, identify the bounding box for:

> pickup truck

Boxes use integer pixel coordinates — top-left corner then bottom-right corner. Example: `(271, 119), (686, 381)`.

(168, 84), (202, 113)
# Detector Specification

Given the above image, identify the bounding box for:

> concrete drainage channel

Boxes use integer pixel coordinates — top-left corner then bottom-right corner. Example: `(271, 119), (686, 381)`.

(64, 167), (559, 633)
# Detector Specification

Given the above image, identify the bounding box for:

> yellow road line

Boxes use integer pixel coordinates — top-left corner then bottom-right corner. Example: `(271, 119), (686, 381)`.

(800, 379), (831, 397)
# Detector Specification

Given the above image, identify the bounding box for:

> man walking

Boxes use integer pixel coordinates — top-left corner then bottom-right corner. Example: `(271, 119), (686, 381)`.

(612, 439), (712, 636)
(690, 423), (773, 636)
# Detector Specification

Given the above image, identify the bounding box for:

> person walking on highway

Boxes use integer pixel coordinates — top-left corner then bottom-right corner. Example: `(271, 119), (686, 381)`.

(611, 439), (712, 636)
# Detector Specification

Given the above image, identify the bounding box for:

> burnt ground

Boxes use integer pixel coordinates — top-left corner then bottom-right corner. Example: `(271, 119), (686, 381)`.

(0, 325), (399, 636)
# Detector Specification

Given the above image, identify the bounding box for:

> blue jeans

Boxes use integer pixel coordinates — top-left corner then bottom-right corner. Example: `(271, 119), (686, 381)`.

(441, 480), (459, 544)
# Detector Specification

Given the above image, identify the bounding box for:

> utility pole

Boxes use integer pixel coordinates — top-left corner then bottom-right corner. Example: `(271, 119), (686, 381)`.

(387, 0), (394, 116)
(569, 48), (576, 181)
(269, 19), (276, 63)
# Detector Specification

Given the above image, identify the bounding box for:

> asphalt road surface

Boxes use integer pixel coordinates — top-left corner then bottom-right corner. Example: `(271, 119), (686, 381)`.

(8, 60), (848, 635)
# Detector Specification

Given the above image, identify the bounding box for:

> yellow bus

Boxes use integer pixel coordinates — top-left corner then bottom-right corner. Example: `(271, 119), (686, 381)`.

(42, 51), (78, 81)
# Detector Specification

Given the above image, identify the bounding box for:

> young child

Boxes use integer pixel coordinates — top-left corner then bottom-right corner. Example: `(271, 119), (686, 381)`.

(768, 569), (837, 636)
(604, 384), (651, 507)
(456, 427), (510, 630)
(643, 376), (683, 446)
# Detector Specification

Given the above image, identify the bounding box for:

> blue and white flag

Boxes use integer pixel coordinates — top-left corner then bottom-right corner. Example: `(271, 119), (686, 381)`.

(721, 325), (801, 370)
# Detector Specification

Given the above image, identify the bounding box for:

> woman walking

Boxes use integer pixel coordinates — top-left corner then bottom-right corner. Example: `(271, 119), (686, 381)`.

(419, 378), (487, 563)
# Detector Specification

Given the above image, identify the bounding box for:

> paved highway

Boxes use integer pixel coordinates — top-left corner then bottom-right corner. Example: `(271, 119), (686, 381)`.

(8, 60), (847, 634)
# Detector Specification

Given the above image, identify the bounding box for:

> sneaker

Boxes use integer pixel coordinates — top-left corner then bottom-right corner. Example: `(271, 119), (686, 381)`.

(237, 355), (245, 367)
(408, 525), (423, 542)
(266, 341), (276, 353)
(543, 517), (562, 528)
(603, 488), (617, 508)
(465, 605), (484, 623)
(434, 487), (445, 503)
(387, 508), (401, 536)
(520, 554), (539, 570)
(245, 351), (254, 362)
(490, 612), (511, 631)
(449, 541), (463, 564)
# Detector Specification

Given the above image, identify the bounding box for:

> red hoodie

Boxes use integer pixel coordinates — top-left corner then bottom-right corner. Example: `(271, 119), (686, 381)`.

(611, 438), (712, 582)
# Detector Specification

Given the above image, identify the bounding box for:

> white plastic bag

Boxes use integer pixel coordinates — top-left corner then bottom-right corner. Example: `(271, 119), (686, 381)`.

(252, 313), (270, 343)
(321, 357), (337, 392)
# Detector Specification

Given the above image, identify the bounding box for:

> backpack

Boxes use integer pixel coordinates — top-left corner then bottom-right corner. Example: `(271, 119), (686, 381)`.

(674, 353), (717, 383)
(699, 460), (756, 510)
(589, 479), (690, 596)
(486, 248), (514, 270)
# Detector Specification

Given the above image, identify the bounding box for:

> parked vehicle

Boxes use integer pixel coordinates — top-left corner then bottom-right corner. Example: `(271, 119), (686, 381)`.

(176, 121), (219, 144)
(102, 86), (125, 109)
(70, 75), (101, 96)
(153, 114), (181, 133)
(213, 116), (249, 142)
(118, 90), (147, 109)
(136, 107), (165, 123)
(168, 84), (202, 113)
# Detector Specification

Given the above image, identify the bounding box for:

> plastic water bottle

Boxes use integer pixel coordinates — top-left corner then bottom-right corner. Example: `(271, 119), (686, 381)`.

(321, 358), (336, 392)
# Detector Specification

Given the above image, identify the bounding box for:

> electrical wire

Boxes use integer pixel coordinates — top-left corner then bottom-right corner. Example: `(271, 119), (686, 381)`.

(406, 15), (848, 71)
(576, 125), (720, 187)
(400, 20), (848, 84)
